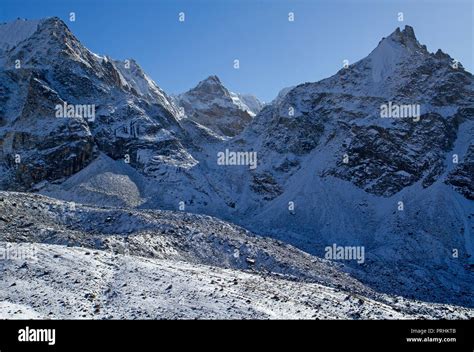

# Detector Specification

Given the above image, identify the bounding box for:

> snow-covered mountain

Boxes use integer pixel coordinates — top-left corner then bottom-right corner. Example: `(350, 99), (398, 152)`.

(245, 25), (473, 196)
(175, 75), (263, 137)
(216, 26), (474, 305)
(0, 17), (194, 191)
(0, 18), (473, 316)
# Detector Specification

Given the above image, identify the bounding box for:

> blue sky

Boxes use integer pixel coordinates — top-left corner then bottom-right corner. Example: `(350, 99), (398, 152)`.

(1, 0), (472, 101)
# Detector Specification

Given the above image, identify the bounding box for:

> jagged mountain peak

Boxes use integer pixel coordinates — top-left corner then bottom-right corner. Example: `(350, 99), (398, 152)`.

(1, 16), (175, 110)
(0, 16), (101, 72)
(201, 75), (222, 84)
(390, 25), (417, 41)
(176, 75), (262, 137)
(359, 23), (466, 73)
(377, 25), (424, 50)
(233, 93), (265, 116)
(282, 24), (470, 101)
(368, 25), (429, 73)
(111, 57), (179, 115)
(36, 16), (85, 48)
(188, 75), (230, 98)
(24, 16), (74, 42)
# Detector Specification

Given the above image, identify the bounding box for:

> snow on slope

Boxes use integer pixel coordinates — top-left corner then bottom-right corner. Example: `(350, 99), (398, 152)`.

(2, 242), (472, 319)
(0, 191), (371, 291)
(0, 18), (41, 53)
(0, 301), (44, 319)
(40, 153), (147, 208)
(112, 58), (180, 116)
(368, 26), (424, 83)
(230, 92), (264, 116)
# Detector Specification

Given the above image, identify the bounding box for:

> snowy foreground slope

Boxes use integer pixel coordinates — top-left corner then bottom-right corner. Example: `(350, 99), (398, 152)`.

(1, 242), (472, 320)
(0, 192), (472, 319)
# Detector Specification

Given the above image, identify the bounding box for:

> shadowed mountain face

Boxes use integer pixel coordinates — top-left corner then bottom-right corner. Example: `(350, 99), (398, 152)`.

(0, 19), (473, 311)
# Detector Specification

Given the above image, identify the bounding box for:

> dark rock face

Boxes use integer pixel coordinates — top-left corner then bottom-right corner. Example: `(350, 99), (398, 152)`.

(0, 70), (96, 190)
(261, 108), (326, 155)
(328, 114), (459, 196)
(251, 172), (283, 201)
(446, 145), (474, 200)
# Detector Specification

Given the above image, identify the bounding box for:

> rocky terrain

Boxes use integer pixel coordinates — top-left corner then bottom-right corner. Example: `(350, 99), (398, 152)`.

(1, 191), (472, 319)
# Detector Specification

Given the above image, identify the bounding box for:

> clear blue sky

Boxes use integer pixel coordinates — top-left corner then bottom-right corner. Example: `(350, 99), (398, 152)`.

(1, 0), (472, 101)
